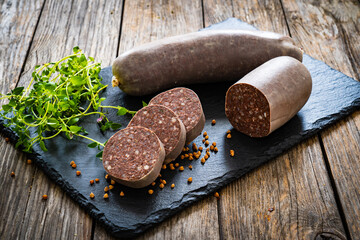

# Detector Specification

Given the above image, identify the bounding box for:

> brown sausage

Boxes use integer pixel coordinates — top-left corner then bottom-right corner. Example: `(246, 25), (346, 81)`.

(225, 56), (312, 137)
(128, 105), (186, 164)
(102, 126), (165, 188)
(112, 30), (303, 96)
(149, 87), (205, 143)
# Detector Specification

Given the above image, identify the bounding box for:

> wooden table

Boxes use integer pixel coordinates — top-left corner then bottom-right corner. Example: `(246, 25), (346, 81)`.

(1, 0), (359, 239)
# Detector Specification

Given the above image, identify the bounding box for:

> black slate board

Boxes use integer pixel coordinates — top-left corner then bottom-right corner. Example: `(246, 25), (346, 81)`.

(1, 18), (360, 238)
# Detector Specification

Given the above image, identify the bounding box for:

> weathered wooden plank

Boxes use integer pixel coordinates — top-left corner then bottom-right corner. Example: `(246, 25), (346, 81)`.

(118, 0), (203, 54)
(281, 0), (359, 80)
(280, 0), (360, 238)
(0, 0), (44, 99)
(18, 168), (93, 239)
(94, 196), (220, 240)
(204, 0), (288, 35)
(5, 0), (124, 239)
(137, 196), (219, 240)
(203, 0), (346, 238)
(219, 137), (345, 239)
(0, 1), (44, 239)
(0, 137), (36, 239)
(93, 0), (220, 239)
(17, 0), (123, 87)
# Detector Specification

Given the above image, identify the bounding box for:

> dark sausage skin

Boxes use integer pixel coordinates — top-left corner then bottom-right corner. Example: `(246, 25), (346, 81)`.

(225, 56), (312, 137)
(112, 30), (303, 96)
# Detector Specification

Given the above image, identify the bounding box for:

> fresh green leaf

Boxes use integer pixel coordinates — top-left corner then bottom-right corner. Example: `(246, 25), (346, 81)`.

(0, 47), (134, 158)
(70, 76), (86, 86)
(117, 107), (128, 116)
(44, 82), (56, 91)
(8, 98), (16, 107)
(12, 87), (24, 95)
(2, 104), (11, 112)
(68, 117), (80, 125)
(73, 46), (80, 53)
(47, 118), (59, 127)
(142, 101), (148, 107)
(69, 125), (82, 134)
(96, 151), (103, 158)
(24, 115), (35, 123)
(87, 142), (98, 148)
(15, 140), (22, 149)
(39, 140), (48, 152)
(110, 122), (122, 130)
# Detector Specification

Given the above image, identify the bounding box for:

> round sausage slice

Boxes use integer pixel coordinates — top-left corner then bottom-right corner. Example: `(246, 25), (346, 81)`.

(128, 105), (186, 164)
(149, 87), (205, 143)
(225, 56), (312, 137)
(102, 126), (165, 188)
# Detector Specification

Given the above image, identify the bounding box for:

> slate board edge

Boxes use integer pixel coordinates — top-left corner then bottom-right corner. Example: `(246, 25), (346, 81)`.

(1, 18), (360, 238)
(1, 91), (359, 239)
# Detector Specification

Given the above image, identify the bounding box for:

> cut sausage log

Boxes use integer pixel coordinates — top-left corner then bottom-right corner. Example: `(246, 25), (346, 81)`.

(128, 105), (186, 164)
(149, 87), (205, 143)
(225, 56), (312, 137)
(112, 30), (303, 96)
(102, 126), (165, 188)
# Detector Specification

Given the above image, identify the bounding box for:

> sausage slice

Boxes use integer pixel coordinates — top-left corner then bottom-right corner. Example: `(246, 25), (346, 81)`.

(149, 87), (205, 143)
(225, 56), (312, 137)
(128, 105), (186, 164)
(102, 126), (165, 188)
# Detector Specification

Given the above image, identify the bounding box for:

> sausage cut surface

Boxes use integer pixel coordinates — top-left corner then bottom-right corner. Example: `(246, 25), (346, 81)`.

(225, 56), (312, 137)
(102, 126), (165, 188)
(128, 105), (186, 164)
(149, 87), (205, 143)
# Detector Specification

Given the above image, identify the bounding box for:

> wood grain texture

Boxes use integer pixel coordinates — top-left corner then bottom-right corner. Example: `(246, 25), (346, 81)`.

(0, 0), (124, 239)
(0, 1), (44, 239)
(281, 0), (359, 80)
(219, 137), (345, 239)
(118, 0), (203, 54)
(94, 196), (220, 240)
(0, 136), (36, 239)
(17, 0), (123, 87)
(1, 0), (359, 239)
(0, 0), (44, 99)
(321, 112), (360, 238)
(18, 168), (93, 239)
(203, 0), (347, 239)
(205, 0), (288, 35)
(280, 0), (360, 238)
(93, 0), (219, 239)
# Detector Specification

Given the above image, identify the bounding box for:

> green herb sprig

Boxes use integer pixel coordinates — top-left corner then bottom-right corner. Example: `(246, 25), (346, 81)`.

(0, 47), (135, 154)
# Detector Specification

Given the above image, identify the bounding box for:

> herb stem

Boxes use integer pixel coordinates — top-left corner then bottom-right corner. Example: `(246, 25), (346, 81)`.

(42, 129), (62, 140)
(20, 63), (49, 101)
(74, 133), (104, 147)
(1, 47), (127, 155)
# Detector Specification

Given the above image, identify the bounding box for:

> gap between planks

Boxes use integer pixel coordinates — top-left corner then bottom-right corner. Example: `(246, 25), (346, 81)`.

(13, 0), (47, 90)
(318, 134), (352, 240)
(280, 0), (353, 237)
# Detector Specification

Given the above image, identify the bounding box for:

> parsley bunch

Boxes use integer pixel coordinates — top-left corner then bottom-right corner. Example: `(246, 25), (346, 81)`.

(0, 47), (134, 154)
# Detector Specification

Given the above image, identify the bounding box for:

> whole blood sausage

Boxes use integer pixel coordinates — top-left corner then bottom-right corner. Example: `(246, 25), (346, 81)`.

(225, 56), (312, 137)
(102, 126), (165, 188)
(128, 105), (186, 164)
(149, 87), (205, 143)
(112, 30), (303, 96)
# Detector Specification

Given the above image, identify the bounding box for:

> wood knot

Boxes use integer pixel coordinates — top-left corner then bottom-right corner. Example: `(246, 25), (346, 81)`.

(315, 232), (345, 240)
